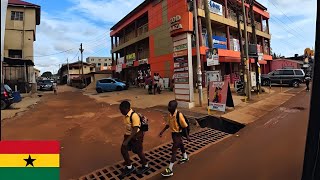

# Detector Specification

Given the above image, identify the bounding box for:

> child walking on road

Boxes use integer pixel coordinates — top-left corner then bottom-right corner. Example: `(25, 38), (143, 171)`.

(159, 100), (190, 177)
(119, 101), (149, 178)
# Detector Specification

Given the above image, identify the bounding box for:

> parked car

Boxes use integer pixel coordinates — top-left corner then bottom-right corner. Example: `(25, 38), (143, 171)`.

(1, 84), (14, 110)
(96, 78), (127, 93)
(38, 80), (54, 91)
(261, 69), (305, 88)
(113, 78), (129, 89)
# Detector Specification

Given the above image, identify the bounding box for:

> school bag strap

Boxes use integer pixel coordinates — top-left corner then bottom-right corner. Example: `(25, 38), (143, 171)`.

(176, 111), (182, 131)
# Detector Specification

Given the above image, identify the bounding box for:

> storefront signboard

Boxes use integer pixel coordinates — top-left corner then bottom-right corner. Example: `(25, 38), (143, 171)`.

(207, 48), (219, 66)
(173, 50), (188, 57)
(206, 70), (221, 86)
(213, 36), (227, 49)
(116, 64), (122, 73)
(174, 43), (188, 52)
(208, 0), (223, 16)
(117, 57), (124, 64)
(126, 53), (136, 61)
(138, 58), (148, 65)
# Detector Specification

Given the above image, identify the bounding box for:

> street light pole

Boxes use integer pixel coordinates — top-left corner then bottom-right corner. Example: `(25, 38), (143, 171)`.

(193, 0), (203, 106)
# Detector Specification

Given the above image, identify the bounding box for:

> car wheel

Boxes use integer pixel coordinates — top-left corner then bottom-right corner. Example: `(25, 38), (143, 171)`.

(263, 79), (270, 86)
(116, 86), (123, 91)
(96, 88), (103, 93)
(292, 80), (300, 88)
(1, 100), (7, 110)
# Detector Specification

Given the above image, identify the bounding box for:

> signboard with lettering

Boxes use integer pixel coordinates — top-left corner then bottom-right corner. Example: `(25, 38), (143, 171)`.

(116, 64), (122, 73)
(208, 0), (223, 16)
(138, 58), (148, 65)
(126, 53), (136, 61)
(117, 57), (124, 64)
(174, 44), (188, 52)
(169, 15), (183, 32)
(173, 50), (188, 57)
(213, 36), (227, 49)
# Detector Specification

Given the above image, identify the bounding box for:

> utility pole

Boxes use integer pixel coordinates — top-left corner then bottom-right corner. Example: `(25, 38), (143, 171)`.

(204, 0), (214, 71)
(67, 58), (70, 85)
(249, 0), (261, 94)
(193, 0), (203, 106)
(301, 6), (320, 180)
(78, 56), (81, 76)
(79, 43), (86, 87)
(241, 0), (251, 100)
(235, 8), (247, 95)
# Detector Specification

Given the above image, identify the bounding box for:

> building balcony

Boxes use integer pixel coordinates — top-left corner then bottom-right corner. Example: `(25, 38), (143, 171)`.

(112, 23), (149, 51)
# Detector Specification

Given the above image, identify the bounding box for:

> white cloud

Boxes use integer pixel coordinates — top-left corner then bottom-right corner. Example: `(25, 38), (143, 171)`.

(258, 0), (317, 56)
(33, 0), (145, 74)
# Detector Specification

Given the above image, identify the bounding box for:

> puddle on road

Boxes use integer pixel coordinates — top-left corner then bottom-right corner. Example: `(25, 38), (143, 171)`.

(197, 116), (245, 134)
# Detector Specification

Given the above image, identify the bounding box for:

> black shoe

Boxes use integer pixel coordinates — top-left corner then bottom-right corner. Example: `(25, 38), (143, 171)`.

(119, 166), (135, 178)
(136, 165), (150, 175)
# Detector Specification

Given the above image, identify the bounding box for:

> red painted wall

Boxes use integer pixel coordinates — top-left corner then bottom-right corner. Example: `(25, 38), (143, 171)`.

(271, 60), (300, 71)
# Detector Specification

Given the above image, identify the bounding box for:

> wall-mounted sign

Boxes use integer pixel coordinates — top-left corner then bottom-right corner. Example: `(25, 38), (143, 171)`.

(174, 43), (188, 52)
(126, 59), (134, 66)
(175, 78), (189, 83)
(126, 53), (136, 61)
(213, 36), (227, 49)
(174, 56), (188, 63)
(208, 0), (223, 16)
(116, 64), (122, 73)
(174, 67), (189, 72)
(173, 50), (188, 57)
(175, 72), (189, 78)
(138, 58), (148, 65)
(169, 15), (183, 32)
(117, 57), (124, 64)
(207, 48), (219, 66)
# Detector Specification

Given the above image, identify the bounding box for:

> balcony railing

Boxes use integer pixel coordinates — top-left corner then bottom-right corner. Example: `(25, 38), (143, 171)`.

(137, 23), (148, 36)
(113, 23), (149, 48)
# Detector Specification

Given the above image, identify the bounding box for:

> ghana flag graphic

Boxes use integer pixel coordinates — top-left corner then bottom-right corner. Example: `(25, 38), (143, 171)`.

(0, 141), (60, 180)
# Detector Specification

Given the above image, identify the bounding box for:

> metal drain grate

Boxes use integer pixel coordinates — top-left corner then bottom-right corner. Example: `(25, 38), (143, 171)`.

(78, 128), (230, 180)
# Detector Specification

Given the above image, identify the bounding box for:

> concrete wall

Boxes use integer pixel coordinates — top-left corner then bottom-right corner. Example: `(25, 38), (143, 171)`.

(4, 6), (37, 61)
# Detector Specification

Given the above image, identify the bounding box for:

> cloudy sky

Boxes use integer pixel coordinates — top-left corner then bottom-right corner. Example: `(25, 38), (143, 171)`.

(27, 0), (317, 74)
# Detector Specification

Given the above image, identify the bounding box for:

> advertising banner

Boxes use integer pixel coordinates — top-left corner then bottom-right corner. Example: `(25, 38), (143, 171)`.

(116, 64), (122, 73)
(208, 0), (223, 16)
(208, 81), (228, 112)
(206, 70), (221, 86)
(213, 36), (227, 49)
(207, 48), (219, 66)
(117, 57), (124, 64)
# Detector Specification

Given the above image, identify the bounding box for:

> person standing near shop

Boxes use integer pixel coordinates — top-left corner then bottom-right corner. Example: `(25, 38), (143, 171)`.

(153, 73), (160, 95)
(305, 75), (311, 91)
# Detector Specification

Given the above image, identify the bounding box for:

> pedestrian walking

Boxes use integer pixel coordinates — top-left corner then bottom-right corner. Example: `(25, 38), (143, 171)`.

(119, 101), (149, 178)
(305, 75), (311, 91)
(159, 100), (190, 177)
(153, 73), (160, 95)
(52, 81), (57, 95)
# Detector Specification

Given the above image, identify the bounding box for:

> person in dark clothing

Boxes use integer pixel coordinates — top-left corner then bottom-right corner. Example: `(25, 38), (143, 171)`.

(305, 75), (311, 91)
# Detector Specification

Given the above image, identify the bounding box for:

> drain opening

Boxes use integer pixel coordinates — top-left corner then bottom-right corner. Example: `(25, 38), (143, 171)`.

(197, 115), (245, 134)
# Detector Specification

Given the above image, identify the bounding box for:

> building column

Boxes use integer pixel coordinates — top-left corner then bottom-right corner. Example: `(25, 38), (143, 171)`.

(135, 21), (138, 37)
(261, 37), (265, 54)
(115, 36), (118, 47)
(226, 26), (230, 50)
(260, 15), (264, 31)
(112, 53), (114, 65)
(111, 36), (114, 49)
(224, 0), (228, 18)
(266, 19), (270, 33)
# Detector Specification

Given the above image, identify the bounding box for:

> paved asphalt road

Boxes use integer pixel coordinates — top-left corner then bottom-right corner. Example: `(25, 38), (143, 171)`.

(151, 89), (310, 180)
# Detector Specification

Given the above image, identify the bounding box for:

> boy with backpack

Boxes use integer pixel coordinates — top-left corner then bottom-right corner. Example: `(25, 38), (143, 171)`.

(159, 100), (191, 177)
(119, 101), (150, 178)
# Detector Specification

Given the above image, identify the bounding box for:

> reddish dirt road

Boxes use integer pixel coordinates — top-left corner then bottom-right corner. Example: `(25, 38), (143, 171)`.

(1, 91), (171, 180)
(151, 90), (310, 180)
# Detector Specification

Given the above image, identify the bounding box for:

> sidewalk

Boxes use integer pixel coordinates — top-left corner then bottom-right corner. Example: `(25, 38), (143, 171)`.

(151, 89), (309, 180)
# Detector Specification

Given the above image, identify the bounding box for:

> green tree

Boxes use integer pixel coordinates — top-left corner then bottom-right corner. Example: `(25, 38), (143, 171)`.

(41, 71), (53, 78)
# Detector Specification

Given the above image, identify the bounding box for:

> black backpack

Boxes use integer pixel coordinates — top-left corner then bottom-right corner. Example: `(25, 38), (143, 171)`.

(130, 111), (149, 132)
(176, 111), (190, 137)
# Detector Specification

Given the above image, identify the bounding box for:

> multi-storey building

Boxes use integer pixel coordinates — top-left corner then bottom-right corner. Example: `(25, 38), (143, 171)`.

(2, 0), (40, 92)
(86, 56), (112, 70)
(110, 0), (272, 85)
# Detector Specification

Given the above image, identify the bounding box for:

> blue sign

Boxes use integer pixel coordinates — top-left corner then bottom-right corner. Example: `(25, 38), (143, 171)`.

(213, 36), (227, 49)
